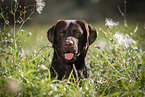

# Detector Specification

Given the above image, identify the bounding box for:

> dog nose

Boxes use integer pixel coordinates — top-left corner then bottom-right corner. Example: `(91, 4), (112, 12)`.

(64, 40), (73, 48)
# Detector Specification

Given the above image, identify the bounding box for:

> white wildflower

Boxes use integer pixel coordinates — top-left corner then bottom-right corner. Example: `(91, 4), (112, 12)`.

(27, 32), (32, 37)
(21, 29), (24, 32)
(64, 88), (66, 90)
(113, 32), (137, 48)
(35, 0), (45, 14)
(49, 91), (53, 94)
(54, 86), (57, 91)
(85, 87), (88, 90)
(21, 73), (24, 77)
(7, 33), (11, 37)
(105, 18), (119, 28)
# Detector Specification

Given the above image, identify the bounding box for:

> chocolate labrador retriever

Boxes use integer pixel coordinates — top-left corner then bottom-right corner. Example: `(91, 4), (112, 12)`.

(47, 20), (98, 79)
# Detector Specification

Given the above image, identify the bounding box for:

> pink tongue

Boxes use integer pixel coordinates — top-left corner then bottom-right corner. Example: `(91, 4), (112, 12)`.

(65, 53), (74, 60)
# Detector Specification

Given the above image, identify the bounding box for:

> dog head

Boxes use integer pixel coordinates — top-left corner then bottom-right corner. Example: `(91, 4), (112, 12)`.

(47, 20), (98, 62)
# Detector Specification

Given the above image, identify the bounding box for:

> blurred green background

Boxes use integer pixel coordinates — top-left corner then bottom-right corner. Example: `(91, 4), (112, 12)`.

(32, 0), (145, 24)
(1, 0), (145, 24)
(1, 0), (145, 54)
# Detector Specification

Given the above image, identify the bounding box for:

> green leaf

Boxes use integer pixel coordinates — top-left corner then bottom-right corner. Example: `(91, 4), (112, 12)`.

(9, 11), (14, 15)
(25, 69), (36, 75)
(67, 69), (73, 82)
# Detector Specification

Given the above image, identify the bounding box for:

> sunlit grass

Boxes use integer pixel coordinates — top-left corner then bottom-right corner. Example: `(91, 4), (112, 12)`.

(1, 22), (145, 96)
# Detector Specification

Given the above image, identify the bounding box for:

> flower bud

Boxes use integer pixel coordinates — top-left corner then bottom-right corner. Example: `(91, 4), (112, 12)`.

(39, 64), (48, 73)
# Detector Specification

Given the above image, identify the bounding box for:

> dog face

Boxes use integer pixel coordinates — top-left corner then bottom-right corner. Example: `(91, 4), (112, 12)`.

(47, 20), (98, 62)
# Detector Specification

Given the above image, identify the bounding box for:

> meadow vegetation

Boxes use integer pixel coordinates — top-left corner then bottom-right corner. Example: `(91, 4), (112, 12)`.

(0, 0), (145, 96)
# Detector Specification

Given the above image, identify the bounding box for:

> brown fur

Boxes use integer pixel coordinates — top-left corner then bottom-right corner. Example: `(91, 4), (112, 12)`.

(47, 20), (98, 79)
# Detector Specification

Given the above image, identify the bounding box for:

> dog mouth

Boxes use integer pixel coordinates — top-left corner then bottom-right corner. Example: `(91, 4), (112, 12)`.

(64, 53), (74, 60)
(64, 52), (80, 61)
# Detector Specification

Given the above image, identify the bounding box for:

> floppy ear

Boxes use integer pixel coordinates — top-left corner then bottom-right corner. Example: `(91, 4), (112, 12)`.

(47, 20), (66, 43)
(47, 25), (55, 43)
(76, 20), (98, 45)
(88, 24), (98, 45)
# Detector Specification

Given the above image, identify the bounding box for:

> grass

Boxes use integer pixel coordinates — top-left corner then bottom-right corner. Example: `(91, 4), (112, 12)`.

(0, 22), (145, 97)
(0, 1), (145, 96)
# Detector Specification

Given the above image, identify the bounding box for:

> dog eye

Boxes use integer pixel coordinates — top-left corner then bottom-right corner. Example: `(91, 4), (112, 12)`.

(74, 31), (81, 37)
(59, 30), (66, 36)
